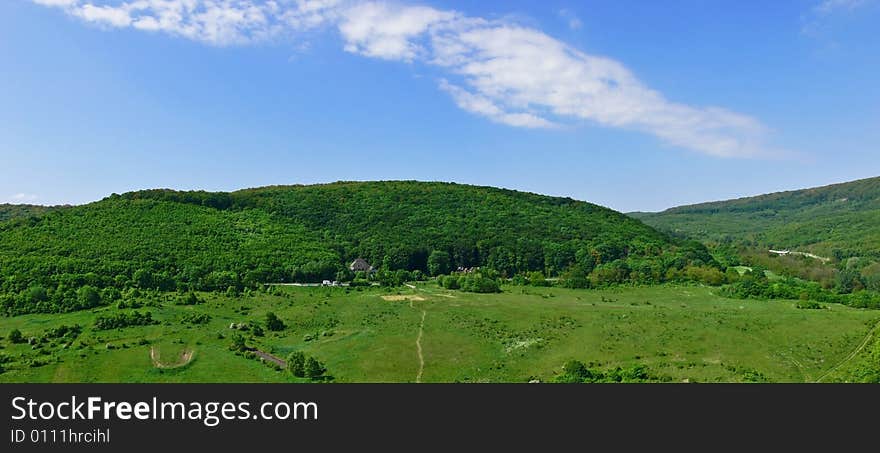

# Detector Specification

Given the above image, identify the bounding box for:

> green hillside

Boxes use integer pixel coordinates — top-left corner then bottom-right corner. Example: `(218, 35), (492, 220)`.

(0, 181), (709, 315)
(632, 176), (880, 260)
(0, 204), (58, 222)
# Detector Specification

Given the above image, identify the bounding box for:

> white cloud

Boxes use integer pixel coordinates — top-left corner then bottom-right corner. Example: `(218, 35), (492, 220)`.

(338, 2), (455, 61)
(439, 80), (556, 129)
(558, 8), (582, 31)
(73, 4), (134, 27)
(29, 0), (783, 158)
(814, 0), (867, 14)
(31, 0), (79, 6)
(803, 0), (873, 35)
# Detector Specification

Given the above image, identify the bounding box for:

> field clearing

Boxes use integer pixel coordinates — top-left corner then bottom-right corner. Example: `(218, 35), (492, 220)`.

(0, 284), (877, 383)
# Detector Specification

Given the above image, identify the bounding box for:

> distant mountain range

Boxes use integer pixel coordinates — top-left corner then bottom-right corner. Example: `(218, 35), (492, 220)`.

(631, 176), (880, 259)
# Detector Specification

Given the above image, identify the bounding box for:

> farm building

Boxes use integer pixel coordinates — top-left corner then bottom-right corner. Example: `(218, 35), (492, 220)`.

(349, 258), (374, 273)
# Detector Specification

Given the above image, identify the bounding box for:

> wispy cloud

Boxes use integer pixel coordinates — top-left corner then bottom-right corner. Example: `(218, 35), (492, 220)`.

(802, 0), (874, 35)
(814, 0), (867, 14)
(8, 193), (39, 203)
(29, 0), (784, 158)
(557, 8), (582, 31)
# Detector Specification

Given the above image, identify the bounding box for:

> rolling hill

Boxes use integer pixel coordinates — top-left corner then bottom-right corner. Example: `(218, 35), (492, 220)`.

(0, 181), (709, 315)
(0, 204), (58, 222)
(632, 176), (880, 260)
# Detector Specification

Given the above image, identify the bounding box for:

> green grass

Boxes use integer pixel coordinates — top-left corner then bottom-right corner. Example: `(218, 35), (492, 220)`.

(1, 284), (877, 383)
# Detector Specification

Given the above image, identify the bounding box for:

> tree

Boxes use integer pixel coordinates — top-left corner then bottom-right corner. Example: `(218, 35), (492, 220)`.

(560, 266), (590, 289)
(287, 351), (306, 377)
(305, 356), (327, 379)
(427, 250), (451, 277)
(133, 269), (154, 290)
(229, 333), (247, 352)
(25, 285), (48, 304)
(8, 328), (24, 344)
(179, 292), (201, 306)
(265, 312), (285, 331)
(563, 360), (590, 380)
(528, 271), (549, 287)
(77, 286), (101, 308)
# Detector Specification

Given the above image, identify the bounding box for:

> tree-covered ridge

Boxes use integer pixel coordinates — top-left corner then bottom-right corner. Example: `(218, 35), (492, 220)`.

(0, 204), (59, 223)
(632, 176), (880, 258)
(1, 181), (710, 315)
(117, 181), (691, 272)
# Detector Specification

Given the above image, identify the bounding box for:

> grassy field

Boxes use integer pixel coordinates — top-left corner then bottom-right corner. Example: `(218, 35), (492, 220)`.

(1, 284), (878, 383)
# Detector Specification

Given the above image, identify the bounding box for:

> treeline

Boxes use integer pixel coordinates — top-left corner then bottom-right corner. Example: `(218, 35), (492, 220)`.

(0, 204), (58, 223)
(719, 270), (880, 309)
(93, 311), (158, 331)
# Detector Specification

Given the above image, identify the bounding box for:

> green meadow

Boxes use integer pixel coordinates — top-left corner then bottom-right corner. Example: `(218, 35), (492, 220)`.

(1, 284), (877, 383)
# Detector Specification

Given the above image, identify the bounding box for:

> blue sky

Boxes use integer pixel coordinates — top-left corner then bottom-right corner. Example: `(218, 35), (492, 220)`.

(1, 0), (878, 212)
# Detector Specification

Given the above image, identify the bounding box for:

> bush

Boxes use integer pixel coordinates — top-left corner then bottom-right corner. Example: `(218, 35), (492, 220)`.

(287, 351), (306, 377)
(796, 300), (823, 310)
(181, 313), (212, 324)
(177, 292), (203, 306)
(439, 275), (460, 290)
(94, 311), (158, 330)
(560, 267), (590, 289)
(305, 357), (327, 379)
(229, 333), (247, 352)
(527, 271), (550, 287)
(554, 360), (656, 383)
(8, 329), (25, 344)
(265, 312), (286, 331)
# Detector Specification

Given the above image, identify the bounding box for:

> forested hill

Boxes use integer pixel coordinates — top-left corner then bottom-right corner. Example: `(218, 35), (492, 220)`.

(0, 204), (58, 222)
(631, 176), (880, 259)
(0, 181), (713, 315)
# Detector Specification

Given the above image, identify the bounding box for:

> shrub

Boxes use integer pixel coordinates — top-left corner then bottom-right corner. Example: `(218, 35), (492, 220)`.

(94, 311), (158, 330)
(181, 313), (212, 324)
(265, 312), (286, 331)
(305, 356), (327, 379)
(527, 271), (550, 287)
(8, 329), (25, 344)
(287, 351), (306, 377)
(177, 292), (203, 306)
(229, 333), (247, 352)
(796, 300), (823, 310)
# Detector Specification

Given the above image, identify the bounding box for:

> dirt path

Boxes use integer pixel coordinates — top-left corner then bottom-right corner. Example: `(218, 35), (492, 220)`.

(253, 350), (286, 368)
(415, 310), (426, 383)
(150, 346), (194, 369)
(815, 319), (880, 383)
(404, 282), (428, 383)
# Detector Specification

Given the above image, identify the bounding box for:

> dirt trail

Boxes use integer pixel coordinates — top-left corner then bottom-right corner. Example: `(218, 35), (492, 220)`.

(815, 319), (880, 383)
(253, 350), (286, 368)
(404, 282), (428, 383)
(150, 346), (194, 369)
(415, 310), (426, 383)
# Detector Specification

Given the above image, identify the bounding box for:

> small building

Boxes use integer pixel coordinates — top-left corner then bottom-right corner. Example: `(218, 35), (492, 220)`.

(349, 258), (374, 273)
